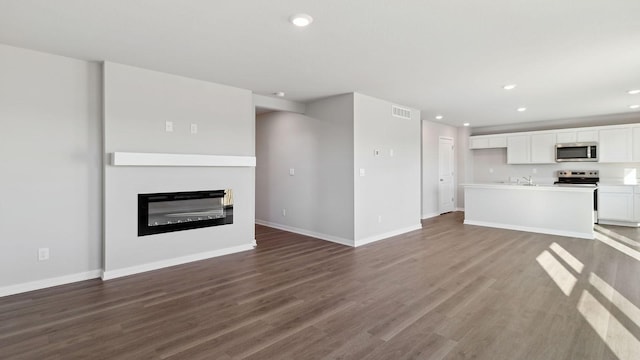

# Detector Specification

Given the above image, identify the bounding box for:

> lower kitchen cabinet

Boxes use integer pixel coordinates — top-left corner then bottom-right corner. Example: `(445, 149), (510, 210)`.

(598, 185), (636, 224)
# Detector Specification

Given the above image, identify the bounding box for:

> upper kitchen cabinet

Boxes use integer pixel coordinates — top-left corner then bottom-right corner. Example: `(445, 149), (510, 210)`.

(530, 133), (556, 164)
(507, 133), (556, 164)
(507, 135), (531, 164)
(469, 135), (507, 149)
(599, 127), (632, 162)
(633, 127), (640, 162)
(556, 130), (599, 144)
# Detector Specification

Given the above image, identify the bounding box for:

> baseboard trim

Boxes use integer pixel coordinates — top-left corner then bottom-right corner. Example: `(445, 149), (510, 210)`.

(0, 270), (102, 298)
(102, 242), (256, 280)
(456, 207), (465, 212)
(355, 224), (423, 247)
(463, 220), (594, 240)
(597, 220), (640, 227)
(255, 219), (354, 247)
(421, 213), (440, 220)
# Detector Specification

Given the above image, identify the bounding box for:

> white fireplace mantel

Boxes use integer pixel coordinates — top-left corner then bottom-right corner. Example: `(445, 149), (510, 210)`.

(111, 152), (256, 167)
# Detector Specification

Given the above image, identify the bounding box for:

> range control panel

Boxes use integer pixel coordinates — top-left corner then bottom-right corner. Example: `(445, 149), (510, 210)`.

(558, 170), (599, 178)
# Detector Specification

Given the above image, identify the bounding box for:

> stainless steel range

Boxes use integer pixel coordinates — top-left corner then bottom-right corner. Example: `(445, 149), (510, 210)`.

(554, 170), (599, 222)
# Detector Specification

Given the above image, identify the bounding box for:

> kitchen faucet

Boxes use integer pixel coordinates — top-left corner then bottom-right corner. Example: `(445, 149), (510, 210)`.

(522, 176), (533, 185)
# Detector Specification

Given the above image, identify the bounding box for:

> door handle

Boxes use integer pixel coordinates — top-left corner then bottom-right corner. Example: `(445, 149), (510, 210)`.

(440, 179), (444, 181)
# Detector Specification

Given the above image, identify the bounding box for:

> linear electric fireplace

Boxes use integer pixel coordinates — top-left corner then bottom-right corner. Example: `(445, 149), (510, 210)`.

(138, 189), (233, 236)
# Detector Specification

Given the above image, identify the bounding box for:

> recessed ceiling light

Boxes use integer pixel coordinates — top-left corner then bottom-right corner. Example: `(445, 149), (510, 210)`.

(503, 84), (517, 90)
(629, 89), (640, 95)
(463, 123), (470, 127)
(290, 14), (313, 27)
(630, 104), (640, 109)
(517, 107), (527, 112)
(274, 91), (285, 97)
(435, 115), (444, 120)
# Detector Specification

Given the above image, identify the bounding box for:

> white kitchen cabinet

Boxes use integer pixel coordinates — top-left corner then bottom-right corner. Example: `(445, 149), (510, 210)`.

(632, 127), (640, 162)
(470, 137), (489, 149)
(635, 193), (640, 222)
(599, 128), (632, 162)
(556, 130), (599, 144)
(507, 135), (531, 164)
(577, 130), (598, 142)
(530, 133), (556, 164)
(469, 135), (507, 149)
(488, 136), (507, 148)
(556, 132), (577, 143)
(598, 185), (634, 222)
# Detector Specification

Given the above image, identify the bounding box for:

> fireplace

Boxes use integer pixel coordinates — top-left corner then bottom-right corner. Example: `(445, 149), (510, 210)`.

(138, 189), (233, 236)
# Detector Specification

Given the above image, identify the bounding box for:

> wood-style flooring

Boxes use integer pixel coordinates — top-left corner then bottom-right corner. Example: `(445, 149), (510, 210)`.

(1, 212), (640, 359)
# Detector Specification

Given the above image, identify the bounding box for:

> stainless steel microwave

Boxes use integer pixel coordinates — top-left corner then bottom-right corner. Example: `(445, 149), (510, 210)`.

(555, 142), (598, 162)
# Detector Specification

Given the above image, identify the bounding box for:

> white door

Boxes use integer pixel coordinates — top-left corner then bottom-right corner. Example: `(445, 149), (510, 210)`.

(439, 137), (455, 214)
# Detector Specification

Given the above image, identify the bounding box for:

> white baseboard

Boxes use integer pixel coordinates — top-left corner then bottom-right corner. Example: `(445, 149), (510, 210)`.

(456, 207), (465, 212)
(597, 219), (640, 227)
(102, 242), (256, 280)
(255, 219), (354, 246)
(355, 224), (423, 247)
(0, 270), (102, 298)
(421, 212), (440, 220)
(463, 220), (594, 240)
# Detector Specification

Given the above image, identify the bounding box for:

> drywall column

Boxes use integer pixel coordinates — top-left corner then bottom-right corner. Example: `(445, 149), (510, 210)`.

(103, 62), (255, 278)
(353, 93), (422, 245)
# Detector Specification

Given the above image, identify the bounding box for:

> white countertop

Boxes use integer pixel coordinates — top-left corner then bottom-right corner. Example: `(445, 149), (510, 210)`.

(462, 183), (596, 192)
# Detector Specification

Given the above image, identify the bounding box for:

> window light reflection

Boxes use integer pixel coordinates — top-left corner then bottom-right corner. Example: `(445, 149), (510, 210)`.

(577, 290), (640, 360)
(535, 250), (577, 296)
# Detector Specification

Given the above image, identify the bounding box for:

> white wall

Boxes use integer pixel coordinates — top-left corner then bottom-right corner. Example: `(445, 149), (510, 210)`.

(0, 44), (102, 291)
(421, 120), (459, 218)
(353, 93), (421, 245)
(255, 94), (355, 245)
(103, 62), (255, 276)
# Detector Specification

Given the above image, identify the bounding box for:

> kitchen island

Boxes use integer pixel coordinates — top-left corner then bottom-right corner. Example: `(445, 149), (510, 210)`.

(463, 183), (596, 239)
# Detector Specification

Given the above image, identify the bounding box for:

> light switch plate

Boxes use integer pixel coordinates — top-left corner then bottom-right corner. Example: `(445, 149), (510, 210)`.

(165, 121), (174, 132)
(289, 168), (295, 176)
(359, 168), (366, 177)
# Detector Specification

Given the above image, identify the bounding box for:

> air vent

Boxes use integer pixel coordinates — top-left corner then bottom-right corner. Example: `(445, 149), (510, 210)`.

(391, 105), (412, 120)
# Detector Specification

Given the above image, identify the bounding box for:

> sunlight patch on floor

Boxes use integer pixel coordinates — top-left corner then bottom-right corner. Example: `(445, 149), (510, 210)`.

(536, 250), (577, 296)
(550, 242), (584, 273)
(594, 225), (640, 248)
(589, 273), (640, 329)
(578, 290), (640, 360)
(594, 232), (640, 262)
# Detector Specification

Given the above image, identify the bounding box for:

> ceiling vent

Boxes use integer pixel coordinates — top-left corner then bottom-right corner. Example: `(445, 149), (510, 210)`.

(391, 105), (412, 120)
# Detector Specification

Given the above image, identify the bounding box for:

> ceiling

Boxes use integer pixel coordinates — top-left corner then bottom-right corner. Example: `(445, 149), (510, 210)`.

(1, 0), (639, 127)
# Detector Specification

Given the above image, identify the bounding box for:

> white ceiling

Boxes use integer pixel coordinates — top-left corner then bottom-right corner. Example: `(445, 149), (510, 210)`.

(1, 0), (639, 127)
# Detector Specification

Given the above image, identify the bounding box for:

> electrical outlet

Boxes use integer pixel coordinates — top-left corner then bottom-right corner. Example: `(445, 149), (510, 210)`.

(378, 215), (382, 223)
(390, 149), (394, 157)
(38, 248), (49, 261)
(282, 208), (286, 217)
(532, 168), (537, 174)
(289, 168), (295, 176)
(190, 123), (198, 134)
(374, 149), (380, 156)
(165, 121), (174, 132)
(359, 168), (366, 177)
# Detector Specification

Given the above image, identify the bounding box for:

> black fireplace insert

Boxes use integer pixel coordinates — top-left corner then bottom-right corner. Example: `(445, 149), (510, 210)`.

(138, 189), (233, 236)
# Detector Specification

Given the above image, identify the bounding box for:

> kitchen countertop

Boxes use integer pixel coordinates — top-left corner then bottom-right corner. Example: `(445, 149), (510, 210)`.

(462, 183), (596, 192)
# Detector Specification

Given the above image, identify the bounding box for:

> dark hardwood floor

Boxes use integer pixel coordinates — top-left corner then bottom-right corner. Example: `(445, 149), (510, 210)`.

(1, 212), (639, 359)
